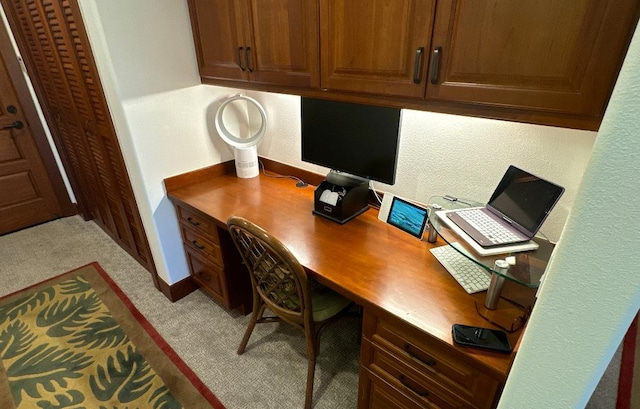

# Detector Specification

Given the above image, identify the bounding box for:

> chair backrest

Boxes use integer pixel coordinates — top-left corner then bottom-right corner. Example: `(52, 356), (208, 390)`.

(227, 216), (312, 324)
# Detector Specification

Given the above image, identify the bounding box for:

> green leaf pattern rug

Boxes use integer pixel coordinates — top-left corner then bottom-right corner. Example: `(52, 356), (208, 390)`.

(0, 274), (180, 409)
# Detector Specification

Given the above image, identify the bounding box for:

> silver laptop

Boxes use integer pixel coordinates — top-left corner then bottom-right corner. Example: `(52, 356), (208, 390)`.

(440, 166), (564, 254)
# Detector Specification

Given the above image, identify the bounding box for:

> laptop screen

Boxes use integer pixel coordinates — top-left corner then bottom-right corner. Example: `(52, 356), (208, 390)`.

(487, 166), (565, 234)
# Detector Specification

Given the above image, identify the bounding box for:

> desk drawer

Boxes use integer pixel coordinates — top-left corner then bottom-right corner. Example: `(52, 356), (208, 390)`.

(362, 310), (500, 408)
(176, 203), (220, 241)
(359, 366), (431, 409)
(180, 223), (223, 267)
(185, 247), (228, 306)
(361, 340), (471, 409)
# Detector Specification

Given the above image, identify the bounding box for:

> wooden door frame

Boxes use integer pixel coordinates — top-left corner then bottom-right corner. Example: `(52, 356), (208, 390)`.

(0, 17), (75, 218)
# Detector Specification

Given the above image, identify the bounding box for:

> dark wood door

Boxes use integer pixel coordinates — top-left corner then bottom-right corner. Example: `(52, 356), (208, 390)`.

(320, 0), (436, 98)
(0, 17), (74, 235)
(189, 0), (319, 88)
(2, 0), (157, 283)
(427, 0), (640, 119)
(244, 0), (319, 88)
(188, 0), (249, 82)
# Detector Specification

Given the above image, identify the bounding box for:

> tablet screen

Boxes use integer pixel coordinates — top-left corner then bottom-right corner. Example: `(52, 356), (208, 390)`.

(387, 197), (428, 238)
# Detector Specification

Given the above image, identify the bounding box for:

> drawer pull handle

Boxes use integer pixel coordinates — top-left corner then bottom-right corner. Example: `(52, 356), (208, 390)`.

(246, 47), (253, 72)
(237, 46), (245, 71)
(430, 46), (442, 84)
(191, 240), (205, 250)
(186, 217), (201, 226)
(198, 272), (211, 281)
(404, 343), (436, 366)
(399, 374), (429, 397)
(413, 47), (424, 84)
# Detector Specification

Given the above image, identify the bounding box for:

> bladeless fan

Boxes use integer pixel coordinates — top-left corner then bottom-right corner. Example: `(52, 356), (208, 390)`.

(214, 94), (267, 178)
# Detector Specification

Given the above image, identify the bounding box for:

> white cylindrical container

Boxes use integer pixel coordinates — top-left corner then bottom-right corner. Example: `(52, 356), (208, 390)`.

(233, 146), (259, 178)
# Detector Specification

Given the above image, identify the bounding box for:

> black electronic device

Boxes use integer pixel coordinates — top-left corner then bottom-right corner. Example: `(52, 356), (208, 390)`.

(387, 196), (429, 238)
(313, 179), (370, 224)
(452, 324), (512, 353)
(301, 97), (402, 185)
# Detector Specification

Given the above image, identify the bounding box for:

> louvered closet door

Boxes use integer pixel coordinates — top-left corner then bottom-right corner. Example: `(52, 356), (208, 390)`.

(2, 0), (157, 281)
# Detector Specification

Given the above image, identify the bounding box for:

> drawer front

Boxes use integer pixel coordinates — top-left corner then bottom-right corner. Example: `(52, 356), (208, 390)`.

(363, 310), (500, 408)
(362, 340), (472, 409)
(359, 365), (437, 409)
(180, 223), (223, 267)
(176, 203), (220, 242)
(185, 247), (227, 305)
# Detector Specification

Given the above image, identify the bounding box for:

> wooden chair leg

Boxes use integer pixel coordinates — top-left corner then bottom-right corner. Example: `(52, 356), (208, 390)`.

(303, 325), (318, 409)
(237, 299), (266, 355)
(305, 357), (316, 409)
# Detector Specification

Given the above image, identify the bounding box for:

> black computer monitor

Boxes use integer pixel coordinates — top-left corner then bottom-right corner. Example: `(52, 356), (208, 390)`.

(301, 98), (401, 185)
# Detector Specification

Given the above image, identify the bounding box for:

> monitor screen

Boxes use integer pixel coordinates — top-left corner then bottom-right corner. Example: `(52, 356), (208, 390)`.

(301, 98), (401, 185)
(487, 165), (565, 234)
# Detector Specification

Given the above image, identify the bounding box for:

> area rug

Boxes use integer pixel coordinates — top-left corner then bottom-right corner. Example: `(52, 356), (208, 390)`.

(0, 262), (225, 409)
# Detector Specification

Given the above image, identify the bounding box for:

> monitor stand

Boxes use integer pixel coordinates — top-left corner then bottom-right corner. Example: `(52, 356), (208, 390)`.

(312, 171), (370, 224)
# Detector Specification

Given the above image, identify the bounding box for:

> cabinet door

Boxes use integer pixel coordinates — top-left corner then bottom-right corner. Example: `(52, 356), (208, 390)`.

(244, 0), (319, 88)
(320, 0), (436, 98)
(188, 0), (249, 81)
(427, 0), (639, 118)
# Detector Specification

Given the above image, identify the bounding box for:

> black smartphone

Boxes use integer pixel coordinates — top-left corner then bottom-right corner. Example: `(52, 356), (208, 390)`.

(452, 324), (512, 353)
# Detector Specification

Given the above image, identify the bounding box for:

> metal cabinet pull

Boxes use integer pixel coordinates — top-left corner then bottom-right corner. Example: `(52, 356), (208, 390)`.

(245, 47), (253, 72)
(2, 120), (24, 130)
(186, 217), (201, 226)
(192, 240), (205, 250)
(399, 374), (429, 397)
(197, 271), (211, 281)
(413, 47), (424, 84)
(430, 46), (442, 84)
(404, 343), (436, 366)
(237, 47), (246, 71)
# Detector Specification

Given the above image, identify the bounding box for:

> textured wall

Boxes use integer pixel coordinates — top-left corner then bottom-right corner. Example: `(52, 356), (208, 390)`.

(499, 23), (640, 409)
(254, 91), (595, 242)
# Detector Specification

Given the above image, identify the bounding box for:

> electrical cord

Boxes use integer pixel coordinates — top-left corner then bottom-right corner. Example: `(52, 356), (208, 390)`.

(369, 181), (383, 208)
(258, 160), (308, 187)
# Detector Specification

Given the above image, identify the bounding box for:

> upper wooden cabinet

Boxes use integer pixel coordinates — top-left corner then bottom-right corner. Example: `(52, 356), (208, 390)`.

(188, 0), (319, 88)
(426, 0), (640, 119)
(187, 0), (640, 130)
(319, 0), (436, 98)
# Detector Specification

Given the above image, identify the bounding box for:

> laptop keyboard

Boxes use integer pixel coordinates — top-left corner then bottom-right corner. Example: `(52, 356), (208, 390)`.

(455, 208), (522, 245)
(430, 244), (491, 294)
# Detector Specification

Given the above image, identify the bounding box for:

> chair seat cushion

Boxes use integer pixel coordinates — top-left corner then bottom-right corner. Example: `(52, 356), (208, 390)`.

(310, 286), (352, 322)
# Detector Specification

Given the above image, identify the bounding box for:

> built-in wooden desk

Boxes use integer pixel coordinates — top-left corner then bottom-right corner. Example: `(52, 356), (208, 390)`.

(165, 162), (536, 409)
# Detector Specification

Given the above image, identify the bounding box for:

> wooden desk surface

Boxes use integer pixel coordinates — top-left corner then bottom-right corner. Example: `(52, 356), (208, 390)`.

(166, 166), (527, 380)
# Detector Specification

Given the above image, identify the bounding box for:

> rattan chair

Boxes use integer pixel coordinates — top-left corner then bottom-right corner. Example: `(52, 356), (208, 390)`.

(227, 216), (353, 409)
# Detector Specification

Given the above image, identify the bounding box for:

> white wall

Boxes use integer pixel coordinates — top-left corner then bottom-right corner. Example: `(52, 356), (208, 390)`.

(499, 25), (640, 408)
(77, 0), (596, 295)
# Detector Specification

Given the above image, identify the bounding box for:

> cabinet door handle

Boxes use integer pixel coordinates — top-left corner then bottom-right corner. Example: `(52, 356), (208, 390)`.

(191, 240), (205, 250)
(245, 47), (253, 72)
(404, 343), (436, 366)
(430, 46), (442, 84)
(413, 47), (424, 84)
(2, 120), (24, 130)
(186, 217), (201, 226)
(399, 374), (429, 397)
(237, 46), (246, 71)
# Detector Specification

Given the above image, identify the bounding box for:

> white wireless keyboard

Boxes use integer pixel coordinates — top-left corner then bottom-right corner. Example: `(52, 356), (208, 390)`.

(430, 244), (492, 294)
